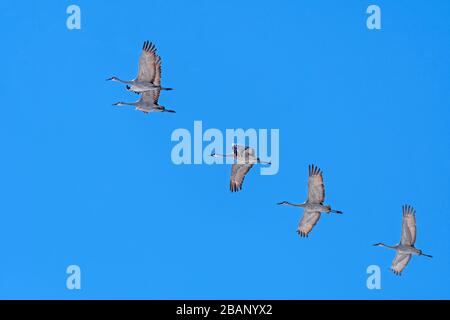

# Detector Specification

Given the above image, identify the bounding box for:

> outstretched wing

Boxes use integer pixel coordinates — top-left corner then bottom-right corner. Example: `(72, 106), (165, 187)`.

(390, 253), (412, 275)
(136, 106), (150, 114)
(153, 55), (162, 87)
(307, 164), (325, 204)
(297, 209), (321, 237)
(134, 92), (154, 114)
(152, 88), (161, 104)
(230, 163), (253, 192)
(139, 91), (156, 104)
(136, 41), (158, 82)
(400, 205), (416, 246)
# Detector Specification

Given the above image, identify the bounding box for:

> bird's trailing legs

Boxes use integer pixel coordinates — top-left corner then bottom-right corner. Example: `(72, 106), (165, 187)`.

(157, 106), (176, 113)
(327, 206), (343, 214)
(420, 252), (433, 258)
(257, 158), (271, 165)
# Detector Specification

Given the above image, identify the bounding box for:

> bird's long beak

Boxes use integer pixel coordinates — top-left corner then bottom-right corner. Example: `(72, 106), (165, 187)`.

(106, 77), (113, 81)
(211, 153), (228, 158)
(421, 253), (433, 258)
(277, 202), (285, 205)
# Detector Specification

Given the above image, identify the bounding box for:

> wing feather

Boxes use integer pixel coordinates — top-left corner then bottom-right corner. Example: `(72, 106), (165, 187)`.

(139, 91), (156, 104)
(230, 164), (253, 192)
(297, 209), (321, 237)
(136, 41), (157, 82)
(152, 88), (161, 104)
(153, 55), (162, 87)
(400, 205), (416, 246)
(391, 253), (412, 276)
(307, 164), (325, 204)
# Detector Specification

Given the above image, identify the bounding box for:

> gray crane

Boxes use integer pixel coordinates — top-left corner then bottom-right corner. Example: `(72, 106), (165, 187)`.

(113, 90), (175, 114)
(277, 165), (342, 237)
(373, 205), (432, 276)
(107, 41), (173, 93)
(211, 145), (271, 192)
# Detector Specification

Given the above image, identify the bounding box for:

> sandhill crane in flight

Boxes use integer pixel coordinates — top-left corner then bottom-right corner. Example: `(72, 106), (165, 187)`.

(107, 41), (173, 93)
(211, 145), (271, 192)
(277, 165), (342, 237)
(373, 205), (432, 276)
(113, 90), (175, 114)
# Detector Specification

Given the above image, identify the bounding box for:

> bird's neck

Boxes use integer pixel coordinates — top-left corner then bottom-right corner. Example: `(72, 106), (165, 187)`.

(284, 202), (306, 208)
(115, 78), (133, 85)
(213, 153), (235, 158)
(120, 102), (136, 106)
(381, 243), (397, 250)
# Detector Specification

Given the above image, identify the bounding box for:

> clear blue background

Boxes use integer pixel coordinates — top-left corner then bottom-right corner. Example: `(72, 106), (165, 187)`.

(0, 0), (449, 299)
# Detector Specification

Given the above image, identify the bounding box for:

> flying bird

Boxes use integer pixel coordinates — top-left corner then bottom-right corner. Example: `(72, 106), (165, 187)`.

(373, 205), (432, 276)
(107, 41), (173, 93)
(113, 90), (175, 114)
(211, 145), (271, 192)
(277, 164), (342, 237)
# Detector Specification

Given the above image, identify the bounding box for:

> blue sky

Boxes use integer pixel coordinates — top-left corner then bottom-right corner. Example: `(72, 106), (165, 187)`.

(0, 0), (449, 299)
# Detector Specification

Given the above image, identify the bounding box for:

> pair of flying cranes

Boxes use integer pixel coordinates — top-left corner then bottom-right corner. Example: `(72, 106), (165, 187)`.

(107, 41), (432, 276)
